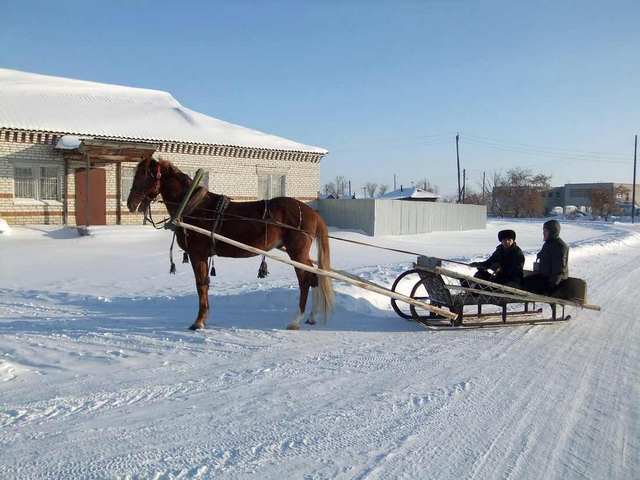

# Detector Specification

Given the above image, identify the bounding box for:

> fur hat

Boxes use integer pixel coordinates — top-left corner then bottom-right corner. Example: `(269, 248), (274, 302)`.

(498, 229), (516, 241)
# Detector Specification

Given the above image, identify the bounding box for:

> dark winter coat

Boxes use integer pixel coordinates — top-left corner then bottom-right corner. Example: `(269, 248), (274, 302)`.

(475, 243), (525, 284)
(537, 221), (569, 287)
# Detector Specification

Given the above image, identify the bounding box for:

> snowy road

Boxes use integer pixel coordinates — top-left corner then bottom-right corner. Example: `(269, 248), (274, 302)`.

(0, 221), (638, 479)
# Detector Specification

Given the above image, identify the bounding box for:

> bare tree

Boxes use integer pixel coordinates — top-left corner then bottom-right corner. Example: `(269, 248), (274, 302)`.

(462, 188), (485, 205)
(591, 185), (628, 220)
(615, 184), (630, 203)
(378, 184), (389, 196)
(335, 176), (347, 198)
(364, 182), (378, 198)
(414, 178), (439, 193)
(492, 168), (551, 218)
(322, 182), (337, 197)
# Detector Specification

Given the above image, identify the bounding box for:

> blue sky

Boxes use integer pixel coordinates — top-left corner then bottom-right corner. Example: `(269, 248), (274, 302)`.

(2, 0), (639, 196)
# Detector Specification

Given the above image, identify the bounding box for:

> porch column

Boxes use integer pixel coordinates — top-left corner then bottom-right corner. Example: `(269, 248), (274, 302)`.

(84, 152), (91, 227)
(63, 157), (68, 225)
(116, 162), (122, 225)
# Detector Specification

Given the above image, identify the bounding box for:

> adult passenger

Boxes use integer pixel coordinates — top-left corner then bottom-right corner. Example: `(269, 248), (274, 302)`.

(522, 220), (569, 295)
(469, 229), (525, 287)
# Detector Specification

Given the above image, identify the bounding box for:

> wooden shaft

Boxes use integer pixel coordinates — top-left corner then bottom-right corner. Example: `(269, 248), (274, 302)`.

(436, 267), (601, 311)
(173, 169), (205, 221)
(175, 220), (457, 320)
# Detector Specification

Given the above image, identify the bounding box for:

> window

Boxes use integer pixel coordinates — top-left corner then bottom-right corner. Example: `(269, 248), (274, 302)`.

(14, 165), (61, 201)
(121, 166), (135, 201)
(258, 173), (286, 200)
(39, 167), (59, 200)
(14, 167), (35, 198)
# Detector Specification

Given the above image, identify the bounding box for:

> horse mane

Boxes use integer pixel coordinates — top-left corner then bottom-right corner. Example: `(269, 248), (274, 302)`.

(158, 159), (193, 186)
(157, 159), (211, 214)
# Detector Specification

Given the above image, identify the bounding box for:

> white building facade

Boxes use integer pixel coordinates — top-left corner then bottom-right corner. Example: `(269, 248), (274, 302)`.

(0, 69), (326, 225)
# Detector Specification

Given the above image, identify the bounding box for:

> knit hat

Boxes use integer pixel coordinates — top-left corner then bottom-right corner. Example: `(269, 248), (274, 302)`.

(498, 229), (516, 241)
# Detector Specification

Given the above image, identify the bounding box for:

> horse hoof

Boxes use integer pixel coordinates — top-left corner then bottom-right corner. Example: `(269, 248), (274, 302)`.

(286, 324), (300, 330)
(305, 319), (316, 325)
(189, 323), (204, 331)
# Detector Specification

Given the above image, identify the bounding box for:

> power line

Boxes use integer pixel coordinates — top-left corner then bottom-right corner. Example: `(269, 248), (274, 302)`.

(463, 138), (629, 165)
(462, 135), (629, 163)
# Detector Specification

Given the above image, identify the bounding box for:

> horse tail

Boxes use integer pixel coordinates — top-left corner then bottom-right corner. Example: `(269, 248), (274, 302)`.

(315, 215), (335, 318)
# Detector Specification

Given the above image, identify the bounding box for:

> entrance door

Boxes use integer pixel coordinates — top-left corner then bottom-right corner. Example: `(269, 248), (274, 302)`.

(75, 168), (106, 225)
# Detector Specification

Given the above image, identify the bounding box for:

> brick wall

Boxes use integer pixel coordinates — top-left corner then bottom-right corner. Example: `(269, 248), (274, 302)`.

(0, 133), (322, 226)
(0, 140), (65, 225)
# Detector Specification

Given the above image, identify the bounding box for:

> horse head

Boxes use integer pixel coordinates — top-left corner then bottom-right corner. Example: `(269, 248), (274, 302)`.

(127, 158), (163, 213)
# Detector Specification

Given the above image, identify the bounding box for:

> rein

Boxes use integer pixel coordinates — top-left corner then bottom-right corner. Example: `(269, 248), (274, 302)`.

(159, 198), (471, 267)
(140, 166), (470, 270)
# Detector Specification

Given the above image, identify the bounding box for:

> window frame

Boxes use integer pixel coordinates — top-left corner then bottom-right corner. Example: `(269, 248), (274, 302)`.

(257, 172), (287, 200)
(12, 163), (63, 203)
(120, 165), (136, 203)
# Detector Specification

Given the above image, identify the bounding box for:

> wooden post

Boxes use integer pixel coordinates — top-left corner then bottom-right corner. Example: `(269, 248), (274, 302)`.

(63, 157), (68, 225)
(462, 168), (466, 203)
(633, 135), (637, 224)
(84, 153), (91, 227)
(116, 162), (122, 225)
(482, 171), (486, 204)
(456, 133), (461, 203)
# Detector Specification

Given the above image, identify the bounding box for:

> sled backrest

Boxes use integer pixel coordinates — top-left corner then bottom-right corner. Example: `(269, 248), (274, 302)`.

(552, 277), (587, 304)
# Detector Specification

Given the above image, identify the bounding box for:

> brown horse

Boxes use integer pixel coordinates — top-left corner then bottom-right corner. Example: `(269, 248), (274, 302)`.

(127, 158), (334, 331)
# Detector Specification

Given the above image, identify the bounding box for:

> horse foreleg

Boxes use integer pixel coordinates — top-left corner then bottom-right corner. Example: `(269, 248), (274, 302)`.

(287, 268), (310, 330)
(189, 254), (210, 330)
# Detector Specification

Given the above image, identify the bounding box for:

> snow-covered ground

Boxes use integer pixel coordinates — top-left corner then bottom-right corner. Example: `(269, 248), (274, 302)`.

(1, 220), (638, 479)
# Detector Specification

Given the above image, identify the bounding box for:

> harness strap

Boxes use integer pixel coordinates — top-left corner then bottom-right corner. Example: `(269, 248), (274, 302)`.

(209, 195), (231, 254)
(208, 195), (230, 277)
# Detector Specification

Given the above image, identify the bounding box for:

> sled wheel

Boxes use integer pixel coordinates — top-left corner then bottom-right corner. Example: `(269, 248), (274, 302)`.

(391, 269), (423, 319)
(408, 278), (440, 320)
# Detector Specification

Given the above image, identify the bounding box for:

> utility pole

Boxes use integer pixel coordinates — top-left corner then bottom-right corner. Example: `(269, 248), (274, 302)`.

(462, 168), (466, 204)
(362, 186), (367, 199)
(348, 180), (352, 198)
(393, 174), (397, 191)
(633, 135), (638, 224)
(456, 133), (461, 203)
(482, 171), (486, 203)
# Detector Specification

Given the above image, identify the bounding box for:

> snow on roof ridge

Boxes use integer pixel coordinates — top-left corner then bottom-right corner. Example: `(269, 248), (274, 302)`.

(379, 186), (440, 199)
(0, 68), (327, 154)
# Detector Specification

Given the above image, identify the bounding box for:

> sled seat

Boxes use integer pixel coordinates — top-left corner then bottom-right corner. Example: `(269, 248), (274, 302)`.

(414, 260), (531, 323)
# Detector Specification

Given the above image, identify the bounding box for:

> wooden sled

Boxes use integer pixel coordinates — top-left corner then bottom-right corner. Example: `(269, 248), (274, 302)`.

(391, 256), (600, 328)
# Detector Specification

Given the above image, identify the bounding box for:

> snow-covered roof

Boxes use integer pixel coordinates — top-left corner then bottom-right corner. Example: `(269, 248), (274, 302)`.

(378, 186), (440, 200)
(0, 68), (327, 154)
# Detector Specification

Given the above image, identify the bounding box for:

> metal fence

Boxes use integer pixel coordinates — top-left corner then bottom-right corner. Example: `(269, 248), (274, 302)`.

(313, 199), (486, 236)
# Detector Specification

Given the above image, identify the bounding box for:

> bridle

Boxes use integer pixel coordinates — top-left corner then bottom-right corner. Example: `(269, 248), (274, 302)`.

(147, 162), (162, 200)
(137, 162), (162, 206)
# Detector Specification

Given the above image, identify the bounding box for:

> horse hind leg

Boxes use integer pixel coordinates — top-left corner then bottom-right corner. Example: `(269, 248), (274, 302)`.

(305, 285), (322, 326)
(286, 268), (311, 330)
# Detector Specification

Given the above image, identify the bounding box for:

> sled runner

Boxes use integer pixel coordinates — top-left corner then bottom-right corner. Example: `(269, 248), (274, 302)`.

(391, 256), (601, 328)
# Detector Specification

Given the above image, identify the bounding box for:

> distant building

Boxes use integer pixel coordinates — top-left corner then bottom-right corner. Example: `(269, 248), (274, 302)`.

(378, 186), (439, 202)
(543, 183), (640, 215)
